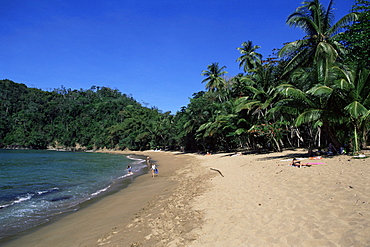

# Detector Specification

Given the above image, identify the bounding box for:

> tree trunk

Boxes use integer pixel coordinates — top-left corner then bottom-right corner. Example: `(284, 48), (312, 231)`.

(271, 135), (281, 152)
(323, 121), (341, 149)
(353, 126), (359, 155)
(315, 126), (321, 148)
(361, 128), (368, 149)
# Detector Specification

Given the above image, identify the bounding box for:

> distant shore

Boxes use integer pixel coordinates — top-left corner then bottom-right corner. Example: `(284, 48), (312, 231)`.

(3, 149), (370, 246)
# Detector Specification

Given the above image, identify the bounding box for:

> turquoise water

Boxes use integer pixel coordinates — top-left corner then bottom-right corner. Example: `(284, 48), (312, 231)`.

(0, 149), (146, 240)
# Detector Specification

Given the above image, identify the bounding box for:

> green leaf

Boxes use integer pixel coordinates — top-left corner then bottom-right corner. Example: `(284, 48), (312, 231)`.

(295, 109), (323, 126)
(344, 101), (369, 119)
(307, 85), (333, 96)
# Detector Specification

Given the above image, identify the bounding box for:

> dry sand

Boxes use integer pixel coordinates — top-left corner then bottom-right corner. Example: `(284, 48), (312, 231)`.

(3, 149), (370, 246)
(189, 150), (370, 247)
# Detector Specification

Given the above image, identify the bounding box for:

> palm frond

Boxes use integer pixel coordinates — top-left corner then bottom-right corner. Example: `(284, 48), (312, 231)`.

(344, 101), (369, 119)
(323, 0), (335, 32)
(327, 12), (358, 36)
(235, 128), (248, 135)
(268, 105), (300, 116)
(237, 118), (249, 125)
(197, 122), (214, 137)
(244, 85), (260, 95)
(282, 46), (313, 75)
(335, 79), (351, 90)
(295, 109), (323, 126)
(278, 39), (308, 57)
(315, 42), (338, 65)
(275, 84), (308, 101)
(312, 120), (323, 129)
(307, 84), (333, 97)
(236, 100), (261, 112)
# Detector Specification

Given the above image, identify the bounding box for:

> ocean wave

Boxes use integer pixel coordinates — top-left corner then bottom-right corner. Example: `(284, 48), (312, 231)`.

(0, 187), (60, 209)
(91, 185), (111, 197)
(126, 155), (148, 169)
(117, 172), (135, 179)
(36, 187), (60, 196)
(0, 194), (32, 209)
(126, 155), (145, 162)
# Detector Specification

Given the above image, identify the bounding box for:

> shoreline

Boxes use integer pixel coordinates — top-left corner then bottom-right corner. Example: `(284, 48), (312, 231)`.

(3, 149), (369, 246)
(0, 150), (148, 246)
(2, 150), (204, 246)
(0, 150), (148, 243)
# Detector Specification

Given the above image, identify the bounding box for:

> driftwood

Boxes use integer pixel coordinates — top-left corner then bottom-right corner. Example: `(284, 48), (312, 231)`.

(210, 168), (224, 177)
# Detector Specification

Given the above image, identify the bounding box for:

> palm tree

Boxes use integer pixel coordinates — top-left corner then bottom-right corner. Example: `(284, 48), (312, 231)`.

(230, 73), (249, 97)
(201, 62), (228, 92)
(236, 41), (262, 73)
(274, 62), (370, 151)
(333, 66), (370, 153)
(278, 0), (357, 75)
(233, 63), (288, 151)
(196, 100), (239, 151)
(235, 63), (281, 120)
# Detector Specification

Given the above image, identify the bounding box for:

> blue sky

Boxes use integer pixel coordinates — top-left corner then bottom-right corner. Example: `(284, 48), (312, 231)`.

(1, 0), (354, 113)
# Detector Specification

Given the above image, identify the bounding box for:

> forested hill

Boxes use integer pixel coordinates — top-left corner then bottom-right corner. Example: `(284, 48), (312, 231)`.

(0, 79), (177, 150)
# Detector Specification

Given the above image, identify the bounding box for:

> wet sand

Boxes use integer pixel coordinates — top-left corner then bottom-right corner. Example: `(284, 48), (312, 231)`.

(3, 149), (370, 246)
(2, 151), (204, 247)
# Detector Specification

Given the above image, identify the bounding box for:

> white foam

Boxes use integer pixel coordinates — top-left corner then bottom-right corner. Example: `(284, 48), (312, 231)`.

(126, 155), (145, 162)
(1, 194), (33, 209)
(36, 187), (59, 195)
(126, 155), (147, 168)
(91, 185), (111, 197)
(14, 194), (32, 204)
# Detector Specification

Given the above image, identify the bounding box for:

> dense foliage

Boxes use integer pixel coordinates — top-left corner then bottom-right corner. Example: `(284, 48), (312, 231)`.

(0, 81), (175, 150)
(1, 0), (369, 154)
(338, 0), (370, 68)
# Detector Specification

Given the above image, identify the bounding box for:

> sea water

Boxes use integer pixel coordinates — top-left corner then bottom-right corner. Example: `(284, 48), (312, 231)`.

(0, 149), (147, 240)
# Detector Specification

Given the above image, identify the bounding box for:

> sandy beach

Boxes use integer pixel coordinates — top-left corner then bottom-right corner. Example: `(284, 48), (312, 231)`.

(3, 149), (370, 246)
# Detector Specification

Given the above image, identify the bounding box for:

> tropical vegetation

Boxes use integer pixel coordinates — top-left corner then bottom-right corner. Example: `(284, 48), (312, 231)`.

(1, 0), (369, 154)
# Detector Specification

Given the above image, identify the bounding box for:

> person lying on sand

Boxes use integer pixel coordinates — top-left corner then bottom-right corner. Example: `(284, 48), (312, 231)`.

(290, 158), (311, 168)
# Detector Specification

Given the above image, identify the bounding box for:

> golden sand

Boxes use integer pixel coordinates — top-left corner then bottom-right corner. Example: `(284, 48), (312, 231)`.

(3, 149), (370, 246)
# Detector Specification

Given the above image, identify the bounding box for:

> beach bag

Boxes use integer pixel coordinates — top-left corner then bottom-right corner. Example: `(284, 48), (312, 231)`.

(154, 168), (158, 174)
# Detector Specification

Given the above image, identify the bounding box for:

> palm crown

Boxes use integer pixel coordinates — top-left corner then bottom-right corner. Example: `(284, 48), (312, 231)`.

(279, 0), (357, 75)
(236, 40), (262, 73)
(201, 62), (228, 92)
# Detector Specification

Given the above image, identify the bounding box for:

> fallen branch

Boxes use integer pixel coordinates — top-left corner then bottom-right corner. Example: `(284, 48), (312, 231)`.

(210, 168), (224, 177)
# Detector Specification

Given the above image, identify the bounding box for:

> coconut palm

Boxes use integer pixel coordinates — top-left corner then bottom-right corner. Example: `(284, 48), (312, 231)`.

(235, 63), (281, 120)
(278, 0), (358, 75)
(333, 66), (370, 153)
(274, 62), (370, 152)
(201, 62), (228, 92)
(229, 74), (248, 98)
(232, 63), (289, 151)
(196, 100), (240, 151)
(236, 41), (262, 73)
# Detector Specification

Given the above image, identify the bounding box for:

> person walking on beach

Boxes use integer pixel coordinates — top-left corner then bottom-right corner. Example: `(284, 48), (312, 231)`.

(150, 163), (157, 177)
(127, 164), (133, 174)
(146, 156), (151, 168)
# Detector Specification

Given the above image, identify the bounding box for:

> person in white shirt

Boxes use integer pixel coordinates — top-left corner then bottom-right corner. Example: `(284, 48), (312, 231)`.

(150, 163), (157, 177)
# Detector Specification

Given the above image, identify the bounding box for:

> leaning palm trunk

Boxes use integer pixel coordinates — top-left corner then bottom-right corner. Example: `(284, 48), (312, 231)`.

(315, 126), (321, 148)
(353, 127), (359, 155)
(271, 134), (281, 152)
